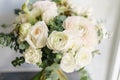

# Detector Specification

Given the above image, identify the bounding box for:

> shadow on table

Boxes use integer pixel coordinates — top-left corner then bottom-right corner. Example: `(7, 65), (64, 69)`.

(0, 72), (38, 80)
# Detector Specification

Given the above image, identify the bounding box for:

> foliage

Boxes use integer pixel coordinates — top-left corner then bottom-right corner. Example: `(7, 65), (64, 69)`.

(0, 32), (29, 53)
(32, 64), (68, 80)
(79, 69), (92, 80)
(12, 56), (25, 67)
(48, 15), (66, 34)
(39, 46), (62, 68)
(14, 9), (22, 15)
(1, 24), (7, 28)
(0, 32), (29, 66)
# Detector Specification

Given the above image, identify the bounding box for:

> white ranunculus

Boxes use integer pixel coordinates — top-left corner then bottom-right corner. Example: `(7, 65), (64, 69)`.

(60, 52), (76, 73)
(33, 0), (58, 24)
(33, 0), (57, 13)
(66, 0), (92, 17)
(25, 21), (48, 49)
(63, 16), (98, 47)
(42, 9), (58, 24)
(75, 47), (92, 70)
(24, 47), (42, 65)
(71, 5), (92, 17)
(63, 30), (82, 51)
(63, 16), (81, 30)
(47, 31), (70, 52)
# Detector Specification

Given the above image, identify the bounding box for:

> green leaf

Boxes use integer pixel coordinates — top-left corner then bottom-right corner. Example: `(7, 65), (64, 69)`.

(78, 69), (92, 80)
(32, 71), (44, 80)
(52, 0), (61, 4)
(45, 64), (68, 80)
(14, 9), (22, 15)
(48, 15), (66, 34)
(1, 24), (7, 28)
(11, 56), (25, 67)
(19, 41), (29, 50)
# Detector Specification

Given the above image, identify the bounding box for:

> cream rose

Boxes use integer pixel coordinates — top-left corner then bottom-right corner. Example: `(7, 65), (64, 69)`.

(33, 0), (58, 23)
(63, 16), (98, 47)
(24, 47), (42, 65)
(75, 47), (92, 70)
(25, 21), (48, 49)
(47, 31), (70, 52)
(60, 52), (76, 73)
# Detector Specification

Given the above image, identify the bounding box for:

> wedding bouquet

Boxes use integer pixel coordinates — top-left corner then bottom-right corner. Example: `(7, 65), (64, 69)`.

(0, 0), (110, 80)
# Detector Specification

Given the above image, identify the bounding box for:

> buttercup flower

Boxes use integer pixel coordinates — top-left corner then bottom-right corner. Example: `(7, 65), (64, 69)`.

(47, 31), (70, 52)
(63, 30), (82, 51)
(60, 52), (76, 73)
(33, 0), (58, 23)
(71, 5), (92, 17)
(42, 9), (58, 24)
(75, 47), (92, 70)
(25, 21), (48, 49)
(24, 47), (42, 65)
(33, 0), (57, 13)
(63, 16), (98, 47)
(63, 16), (81, 30)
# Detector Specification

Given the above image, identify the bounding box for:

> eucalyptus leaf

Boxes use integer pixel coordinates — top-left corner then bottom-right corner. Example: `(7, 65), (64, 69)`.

(79, 69), (92, 80)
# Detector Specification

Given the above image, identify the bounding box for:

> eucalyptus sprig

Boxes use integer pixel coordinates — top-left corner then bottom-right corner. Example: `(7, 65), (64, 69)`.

(48, 15), (66, 34)
(79, 68), (92, 80)
(0, 32), (29, 53)
(12, 56), (25, 67)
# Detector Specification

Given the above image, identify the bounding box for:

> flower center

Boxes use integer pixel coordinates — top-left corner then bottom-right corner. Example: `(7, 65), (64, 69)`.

(34, 27), (41, 35)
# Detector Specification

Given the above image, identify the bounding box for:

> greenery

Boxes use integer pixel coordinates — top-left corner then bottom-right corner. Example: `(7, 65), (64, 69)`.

(79, 69), (92, 80)
(48, 15), (66, 34)
(0, 32), (29, 66)
(14, 9), (22, 15)
(32, 64), (68, 80)
(12, 56), (25, 67)
(39, 46), (62, 68)
(1, 24), (7, 28)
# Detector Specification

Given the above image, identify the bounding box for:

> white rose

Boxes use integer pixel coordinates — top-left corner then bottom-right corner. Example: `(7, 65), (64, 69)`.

(75, 47), (92, 70)
(24, 47), (42, 65)
(25, 21), (48, 49)
(42, 9), (58, 24)
(47, 31), (70, 52)
(60, 52), (76, 73)
(63, 16), (98, 47)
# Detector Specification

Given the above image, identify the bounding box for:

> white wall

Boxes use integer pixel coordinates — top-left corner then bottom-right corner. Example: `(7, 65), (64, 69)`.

(0, 0), (120, 80)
